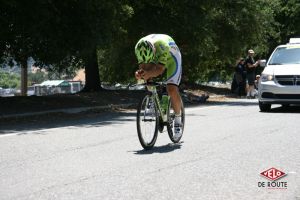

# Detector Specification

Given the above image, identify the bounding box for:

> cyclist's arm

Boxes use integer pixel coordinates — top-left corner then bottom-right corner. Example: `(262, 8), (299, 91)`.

(154, 40), (169, 66)
(139, 63), (165, 80)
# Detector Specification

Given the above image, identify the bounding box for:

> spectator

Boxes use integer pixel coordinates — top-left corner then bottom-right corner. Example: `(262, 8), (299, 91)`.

(254, 75), (260, 90)
(245, 49), (259, 98)
(235, 57), (246, 96)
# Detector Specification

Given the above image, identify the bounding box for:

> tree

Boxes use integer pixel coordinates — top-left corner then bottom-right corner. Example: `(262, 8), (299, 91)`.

(0, 71), (20, 89)
(100, 0), (280, 83)
(275, 0), (300, 43)
(2, 0), (298, 86)
(0, 0), (40, 95)
(36, 1), (134, 91)
(28, 71), (46, 85)
(0, 0), (133, 92)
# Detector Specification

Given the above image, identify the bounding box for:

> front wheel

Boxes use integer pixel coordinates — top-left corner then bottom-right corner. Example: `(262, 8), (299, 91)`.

(167, 98), (185, 143)
(259, 101), (271, 112)
(136, 95), (158, 150)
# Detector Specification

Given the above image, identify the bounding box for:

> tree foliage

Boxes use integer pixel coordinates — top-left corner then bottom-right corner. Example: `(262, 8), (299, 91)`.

(28, 71), (47, 85)
(0, 71), (20, 89)
(1, 0), (300, 87)
(0, 0), (130, 90)
(100, 0), (297, 83)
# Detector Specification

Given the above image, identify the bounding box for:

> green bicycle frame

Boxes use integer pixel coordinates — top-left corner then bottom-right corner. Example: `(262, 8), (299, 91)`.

(146, 85), (169, 123)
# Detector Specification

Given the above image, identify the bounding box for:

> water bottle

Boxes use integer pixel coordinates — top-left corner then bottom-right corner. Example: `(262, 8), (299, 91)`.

(161, 95), (169, 114)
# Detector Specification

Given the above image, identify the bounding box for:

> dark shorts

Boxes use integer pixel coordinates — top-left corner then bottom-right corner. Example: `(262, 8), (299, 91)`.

(247, 72), (255, 85)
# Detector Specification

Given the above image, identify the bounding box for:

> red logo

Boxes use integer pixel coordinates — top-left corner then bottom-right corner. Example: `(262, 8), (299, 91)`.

(260, 167), (286, 181)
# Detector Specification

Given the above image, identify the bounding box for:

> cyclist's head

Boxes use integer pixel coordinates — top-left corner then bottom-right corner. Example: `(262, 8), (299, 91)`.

(135, 39), (155, 64)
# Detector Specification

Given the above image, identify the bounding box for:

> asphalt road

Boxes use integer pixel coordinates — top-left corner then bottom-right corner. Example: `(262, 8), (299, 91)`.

(0, 99), (299, 200)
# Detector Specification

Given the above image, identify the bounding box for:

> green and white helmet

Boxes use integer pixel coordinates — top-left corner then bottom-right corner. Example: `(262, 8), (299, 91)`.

(135, 39), (155, 64)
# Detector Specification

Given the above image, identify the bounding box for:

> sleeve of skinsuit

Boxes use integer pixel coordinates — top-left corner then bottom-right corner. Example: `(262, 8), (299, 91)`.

(153, 40), (170, 66)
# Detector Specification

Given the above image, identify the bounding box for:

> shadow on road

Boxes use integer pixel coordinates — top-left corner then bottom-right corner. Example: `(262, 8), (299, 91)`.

(132, 142), (183, 154)
(0, 99), (259, 134)
(185, 99), (258, 109)
(2, 99), (285, 135)
(0, 111), (136, 134)
(264, 105), (300, 113)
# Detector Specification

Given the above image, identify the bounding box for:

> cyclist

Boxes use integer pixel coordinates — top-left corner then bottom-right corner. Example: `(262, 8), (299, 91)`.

(134, 34), (183, 139)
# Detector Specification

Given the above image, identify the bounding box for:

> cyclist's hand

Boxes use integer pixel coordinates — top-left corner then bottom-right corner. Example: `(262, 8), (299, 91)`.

(141, 71), (152, 81)
(135, 70), (144, 80)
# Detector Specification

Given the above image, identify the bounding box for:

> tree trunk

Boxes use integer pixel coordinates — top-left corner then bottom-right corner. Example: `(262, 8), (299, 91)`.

(20, 60), (28, 96)
(82, 48), (102, 92)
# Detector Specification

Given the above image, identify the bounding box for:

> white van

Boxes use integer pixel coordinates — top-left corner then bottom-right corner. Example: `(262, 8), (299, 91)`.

(258, 38), (300, 112)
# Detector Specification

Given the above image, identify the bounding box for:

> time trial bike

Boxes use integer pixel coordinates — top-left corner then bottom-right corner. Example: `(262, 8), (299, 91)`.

(136, 81), (185, 150)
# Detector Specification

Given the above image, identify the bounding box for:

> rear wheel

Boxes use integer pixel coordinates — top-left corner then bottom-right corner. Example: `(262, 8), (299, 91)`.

(136, 95), (158, 150)
(259, 101), (271, 112)
(167, 98), (185, 143)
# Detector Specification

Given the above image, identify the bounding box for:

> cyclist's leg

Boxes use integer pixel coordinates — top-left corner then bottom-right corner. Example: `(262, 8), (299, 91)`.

(165, 47), (182, 115)
(165, 47), (183, 139)
(167, 85), (181, 114)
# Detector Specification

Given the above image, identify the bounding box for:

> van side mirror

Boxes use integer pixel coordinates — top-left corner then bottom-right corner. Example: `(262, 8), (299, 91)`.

(259, 59), (266, 67)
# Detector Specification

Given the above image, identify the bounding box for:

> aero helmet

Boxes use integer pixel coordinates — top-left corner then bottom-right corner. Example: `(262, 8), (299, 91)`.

(135, 39), (155, 64)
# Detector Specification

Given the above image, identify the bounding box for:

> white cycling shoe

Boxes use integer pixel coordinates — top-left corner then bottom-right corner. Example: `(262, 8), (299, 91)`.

(173, 123), (183, 140)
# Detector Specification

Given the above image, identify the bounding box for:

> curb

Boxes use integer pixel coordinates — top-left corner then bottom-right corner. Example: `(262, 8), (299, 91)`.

(0, 103), (136, 120)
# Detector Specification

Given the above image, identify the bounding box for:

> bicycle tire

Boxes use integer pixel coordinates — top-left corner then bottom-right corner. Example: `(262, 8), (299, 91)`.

(167, 98), (185, 143)
(136, 95), (159, 150)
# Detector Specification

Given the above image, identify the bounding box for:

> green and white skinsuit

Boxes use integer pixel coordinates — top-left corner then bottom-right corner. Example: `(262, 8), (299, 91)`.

(135, 34), (182, 86)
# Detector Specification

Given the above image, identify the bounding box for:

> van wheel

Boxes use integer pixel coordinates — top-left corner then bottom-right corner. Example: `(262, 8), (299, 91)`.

(259, 101), (271, 112)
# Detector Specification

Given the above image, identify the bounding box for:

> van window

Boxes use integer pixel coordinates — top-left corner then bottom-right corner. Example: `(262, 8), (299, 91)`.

(269, 47), (300, 65)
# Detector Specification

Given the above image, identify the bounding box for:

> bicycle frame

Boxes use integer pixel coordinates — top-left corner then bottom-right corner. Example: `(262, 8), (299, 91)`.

(146, 85), (168, 123)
